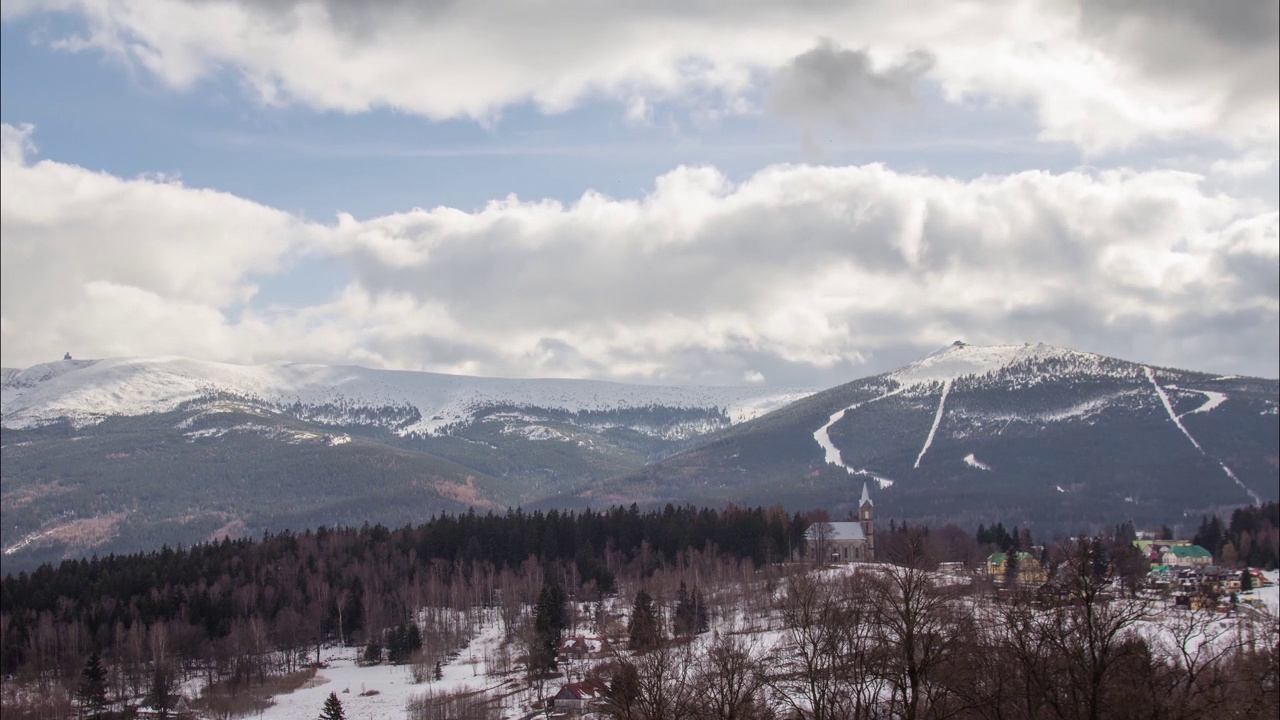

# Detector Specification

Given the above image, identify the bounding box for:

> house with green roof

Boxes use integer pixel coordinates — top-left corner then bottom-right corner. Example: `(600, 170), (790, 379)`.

(1161, 544), (1212, 567)
(986, 551), (1045, 583)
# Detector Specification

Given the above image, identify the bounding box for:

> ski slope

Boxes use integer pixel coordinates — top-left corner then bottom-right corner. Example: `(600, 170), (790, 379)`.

(813, 387), (904, 488)
(1144, 367), (1260, 504)
(914, 379), (951, 468)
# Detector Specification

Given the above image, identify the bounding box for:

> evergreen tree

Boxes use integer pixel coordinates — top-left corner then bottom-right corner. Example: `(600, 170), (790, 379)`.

(530, 581), (567, 674)
(1089, 537), (1109, 581)
(673, 582), (710, 637)
(673, 582), (695, 637)
(603, 662), (642, 718)
(77, 651), (108, 719)
(1241, 568), (1254, 592)
(1004, 549), (1020, 587)
(433, 661), (443, 681)
(693, 586), (709, 634)
(406, 622), (423, 654)
(319, 691), (346, 720)
(1194, 515), (1225, 557)
(628, 589), (661, 652)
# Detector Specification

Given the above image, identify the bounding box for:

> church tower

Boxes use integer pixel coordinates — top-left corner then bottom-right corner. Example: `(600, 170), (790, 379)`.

(859, 482), (875, 560)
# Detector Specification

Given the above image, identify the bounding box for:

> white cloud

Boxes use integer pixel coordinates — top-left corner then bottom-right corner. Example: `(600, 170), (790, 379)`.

(0, 123), (324, 365)
(5, 1), (1276, 153)
(2, 123), (1276, 381)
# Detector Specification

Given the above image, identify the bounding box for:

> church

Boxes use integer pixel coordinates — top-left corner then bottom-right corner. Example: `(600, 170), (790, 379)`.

(807, 482), (876, 562)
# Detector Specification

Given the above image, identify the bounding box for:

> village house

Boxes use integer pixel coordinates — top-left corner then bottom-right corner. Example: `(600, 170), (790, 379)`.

(552, 678), (609, 714)
(558, 635), (610, 661)
(1161, 544), (1213, 567)
(1135, 539), (1193, 565)
(985, 551), (1047, 584)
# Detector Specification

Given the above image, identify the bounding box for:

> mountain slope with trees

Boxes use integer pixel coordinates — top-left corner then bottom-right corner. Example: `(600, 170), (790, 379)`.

(580, 343), (1279, 536)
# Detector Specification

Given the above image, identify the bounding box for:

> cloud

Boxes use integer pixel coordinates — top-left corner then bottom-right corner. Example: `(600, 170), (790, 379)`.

(0, 123), (325, 365)
(1073, 0), (1279, 147)
(2, 123), (1276, 381)
(768, 42), (933, 131)
(5, 1), (1276, 153)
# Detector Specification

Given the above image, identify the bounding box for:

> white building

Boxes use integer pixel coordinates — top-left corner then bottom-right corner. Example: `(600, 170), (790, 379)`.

(806, 483), (876, 562)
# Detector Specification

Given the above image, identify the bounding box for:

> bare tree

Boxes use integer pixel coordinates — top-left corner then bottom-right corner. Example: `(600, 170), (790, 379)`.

(602, 641), (697, 720)
(691, 632), (773, 720)
(809, 522), (836, 565)
(769, 571), (883, 720)
(992, 538), (1153, 720)
(867, 530), (970, 720)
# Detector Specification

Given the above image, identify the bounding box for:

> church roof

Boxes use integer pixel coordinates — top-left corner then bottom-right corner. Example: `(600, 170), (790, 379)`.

(806, 521), (865, 542)
(860, 482), (873, 507)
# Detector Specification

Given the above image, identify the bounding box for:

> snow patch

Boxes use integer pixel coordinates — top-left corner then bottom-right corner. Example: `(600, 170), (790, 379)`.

(963, 453), (991, 471)
(852, 469), (896, 489)
(889, 342), (1104, 386)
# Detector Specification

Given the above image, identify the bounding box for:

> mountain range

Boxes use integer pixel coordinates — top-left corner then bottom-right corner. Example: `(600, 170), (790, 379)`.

(3, 343), (1276, 571)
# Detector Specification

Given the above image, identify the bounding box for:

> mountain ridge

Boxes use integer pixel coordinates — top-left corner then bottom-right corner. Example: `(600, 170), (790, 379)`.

(574, 341), (1278, 531)
(1, 355), (813, 433)
(2, 343), (1276, 571)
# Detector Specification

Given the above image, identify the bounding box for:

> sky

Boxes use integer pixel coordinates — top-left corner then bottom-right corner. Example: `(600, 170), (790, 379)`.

(1, 0), (1277, 386)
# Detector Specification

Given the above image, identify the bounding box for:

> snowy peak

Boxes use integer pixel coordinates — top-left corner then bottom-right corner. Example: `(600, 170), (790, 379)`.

(0, 356), (813, 433)
(888, 341), (1106, 386)
(593, 341), (1277, 528)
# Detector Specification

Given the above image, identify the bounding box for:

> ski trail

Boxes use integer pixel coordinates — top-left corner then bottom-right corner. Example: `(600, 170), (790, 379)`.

(1144, 368), (1202, 451)
(851, 468), (896, 488)
(914, 379), (951, 469)
(813, 387), (904, 487)
(1167, 386), (1227, 418)
(1216, 463), (1258, 501)
(1144, 367), (1260, 504)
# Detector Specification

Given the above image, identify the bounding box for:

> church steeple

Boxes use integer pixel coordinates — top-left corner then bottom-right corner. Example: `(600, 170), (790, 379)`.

(859, 482), (875, 559)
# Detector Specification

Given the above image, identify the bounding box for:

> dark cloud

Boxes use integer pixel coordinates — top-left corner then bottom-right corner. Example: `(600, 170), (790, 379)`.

(768, 41), (934, 131)
(1080, 0), (1279, 114)
(1080, 0), (1279, 50)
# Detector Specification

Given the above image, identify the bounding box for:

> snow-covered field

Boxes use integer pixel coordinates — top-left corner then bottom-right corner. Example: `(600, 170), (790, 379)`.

(258, 612), (512, 720)
(1, 356), (814, 432)
(1240, 570), (1280, 616)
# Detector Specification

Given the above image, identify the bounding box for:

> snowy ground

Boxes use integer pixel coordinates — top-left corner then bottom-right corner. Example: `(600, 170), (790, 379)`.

(238, 566), (1280, 720)
(1240, 569), (1280, 616)
(257, 611), (514, 720)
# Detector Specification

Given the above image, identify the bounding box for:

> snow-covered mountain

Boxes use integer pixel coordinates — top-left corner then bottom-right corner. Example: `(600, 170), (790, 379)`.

(1, 356), (811, 433)
(0, 356), (812, 572)
(3, 344), (1276, 572)
(581, 342), (1279, 533)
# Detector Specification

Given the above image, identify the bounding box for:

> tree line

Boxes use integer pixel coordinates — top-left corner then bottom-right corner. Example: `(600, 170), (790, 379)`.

(1194, 502), (1280, 569)
(0, 504), (802, 717)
